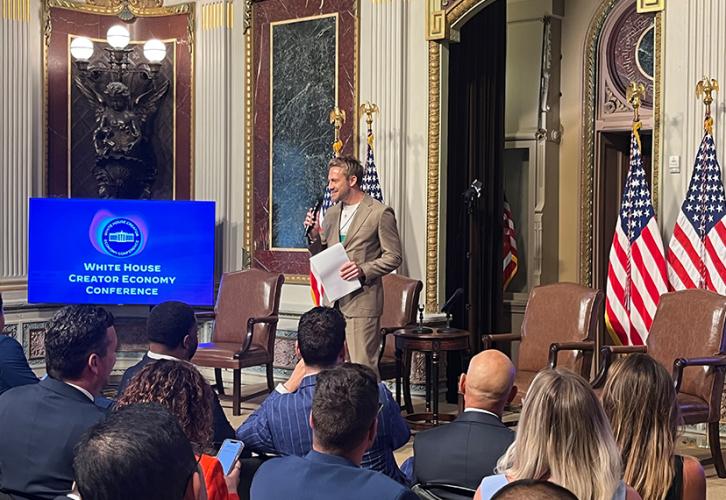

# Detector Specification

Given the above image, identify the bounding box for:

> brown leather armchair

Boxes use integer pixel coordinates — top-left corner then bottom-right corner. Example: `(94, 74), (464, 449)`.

(482, 283), (603, 404)
(595, 289), (726, 477)
(378, 274), (423, 403)
(192, 269), (285, 416)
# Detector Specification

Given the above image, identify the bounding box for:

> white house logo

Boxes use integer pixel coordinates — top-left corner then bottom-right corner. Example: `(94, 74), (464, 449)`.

(101, 218), (143, 257)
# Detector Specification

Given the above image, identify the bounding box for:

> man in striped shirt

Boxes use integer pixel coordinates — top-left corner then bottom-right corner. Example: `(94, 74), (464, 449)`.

(236, 306), (410, 484)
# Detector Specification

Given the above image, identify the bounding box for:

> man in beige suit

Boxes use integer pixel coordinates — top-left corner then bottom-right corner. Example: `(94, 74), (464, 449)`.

(305, 156), (402, 376)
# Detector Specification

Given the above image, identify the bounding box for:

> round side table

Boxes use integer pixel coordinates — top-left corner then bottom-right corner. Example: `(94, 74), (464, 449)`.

(393, 328), (470, 430)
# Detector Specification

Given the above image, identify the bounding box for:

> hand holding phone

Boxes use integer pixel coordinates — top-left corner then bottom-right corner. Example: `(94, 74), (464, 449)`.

(216, 439), (245, 476)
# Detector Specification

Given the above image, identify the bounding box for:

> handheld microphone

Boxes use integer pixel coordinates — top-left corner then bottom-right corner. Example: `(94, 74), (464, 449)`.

(304, 198), (324, 240)
(440, 288), (464, 314)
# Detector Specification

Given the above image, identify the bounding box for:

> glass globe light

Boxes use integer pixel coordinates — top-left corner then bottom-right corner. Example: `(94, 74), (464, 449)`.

(106, 25), (130, 49)
(143, 39), (166, 63)
(70, 37), (94, 61)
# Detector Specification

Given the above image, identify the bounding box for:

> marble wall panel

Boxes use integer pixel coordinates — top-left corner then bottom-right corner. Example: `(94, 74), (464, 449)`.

(46, 7), (193, 199)
(249, 0), (357, 276)
(270, 16), (337, 249)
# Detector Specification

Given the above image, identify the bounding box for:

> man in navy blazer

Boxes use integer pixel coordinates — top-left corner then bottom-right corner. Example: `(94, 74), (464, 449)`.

(0, 294), (39, 396)
(0, 305), (117, 500)
(251, 364), (417, 500)
(409, 350), (517, 498)
(117, 301), (235, 447)
(236, 307), (410, 483)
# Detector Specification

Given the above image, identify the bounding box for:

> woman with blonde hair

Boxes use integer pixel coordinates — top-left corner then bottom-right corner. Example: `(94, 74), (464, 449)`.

(116, 359), (240, 500)
(601, 354), (706, 500)
(474, 369), (640, 500)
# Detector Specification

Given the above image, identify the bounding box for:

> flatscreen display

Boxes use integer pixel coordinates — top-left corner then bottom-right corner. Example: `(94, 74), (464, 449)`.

(28, 198), (215, 306)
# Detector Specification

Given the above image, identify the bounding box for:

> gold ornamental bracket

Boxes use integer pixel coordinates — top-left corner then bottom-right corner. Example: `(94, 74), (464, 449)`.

(426, 0), (448, 41)
(329, 106), (346, 157)
(626, 81), (645, 122)
(636, 0), (665, 14)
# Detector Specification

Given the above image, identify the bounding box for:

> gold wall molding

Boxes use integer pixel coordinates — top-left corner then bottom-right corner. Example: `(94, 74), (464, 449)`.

(424, 0), (494, 310)
(45, 0), (194, 22)
(579, 0), (662, 286)
(426, 0), (447, 40)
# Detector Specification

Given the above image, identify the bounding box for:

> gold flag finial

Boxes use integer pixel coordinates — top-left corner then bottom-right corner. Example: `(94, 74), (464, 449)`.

(697, 77), (719, 134)
(626, 81), (646, 122)
(329, 107), (346, 157)
(359, 102), (379, 147)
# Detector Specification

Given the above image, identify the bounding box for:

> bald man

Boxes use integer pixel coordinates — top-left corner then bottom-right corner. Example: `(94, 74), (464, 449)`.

(409, 350), (517, 498)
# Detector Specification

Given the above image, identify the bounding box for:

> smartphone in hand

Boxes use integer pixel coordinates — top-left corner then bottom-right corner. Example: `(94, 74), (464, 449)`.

(216, 439), (245, 475)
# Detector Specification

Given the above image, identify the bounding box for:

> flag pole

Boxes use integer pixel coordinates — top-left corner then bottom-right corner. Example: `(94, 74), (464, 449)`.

(329, 107), (346, 157)
(695, 77), (719, 288)
(624, 82), (645, 321)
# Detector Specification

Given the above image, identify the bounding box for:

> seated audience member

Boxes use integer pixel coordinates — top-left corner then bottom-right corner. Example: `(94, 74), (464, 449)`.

(116, 359), (240, 500)
(117, 300), (235, 446)
(0, 305), (116, 500)
(250, 364), (417, 500)
(601, 354), (706, 500)
(0, 293), (39, 396)
(236, 306), (410, 483)
(491, 479), (577, 500)
(73, 403), (204, 500)
(474, 369), (641, 500)
(409, 349), (516, 494)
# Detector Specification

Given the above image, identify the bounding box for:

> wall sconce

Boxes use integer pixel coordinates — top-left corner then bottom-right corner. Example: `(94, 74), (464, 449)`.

(70, 25), (170, 199)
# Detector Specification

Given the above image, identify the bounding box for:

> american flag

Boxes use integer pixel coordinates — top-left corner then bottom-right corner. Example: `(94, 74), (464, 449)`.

(605, 125), (668, 346)
(361, 129), (384, 202)
(667, 121), (726, 294)
(503, 196), (518, 290)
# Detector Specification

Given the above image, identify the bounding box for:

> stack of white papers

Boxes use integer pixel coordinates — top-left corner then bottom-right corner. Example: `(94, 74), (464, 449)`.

(309, 243), (362, 303)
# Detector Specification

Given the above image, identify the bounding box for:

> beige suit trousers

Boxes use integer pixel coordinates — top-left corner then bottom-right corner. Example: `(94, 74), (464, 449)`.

(343, 314), (381, 378)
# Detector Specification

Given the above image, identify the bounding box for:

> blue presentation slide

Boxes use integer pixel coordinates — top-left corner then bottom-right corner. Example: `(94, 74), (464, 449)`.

(28, 198), (215, 306)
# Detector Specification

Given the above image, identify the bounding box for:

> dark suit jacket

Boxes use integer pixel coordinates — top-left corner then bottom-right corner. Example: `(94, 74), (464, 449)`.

(0, 335), (39, 396)
(117, 353), (235, 446)
(0, 377), (107, 500)
(250, 450), (418, 500)
(413, 411), (514, 495)
(310, 194), (402, 317)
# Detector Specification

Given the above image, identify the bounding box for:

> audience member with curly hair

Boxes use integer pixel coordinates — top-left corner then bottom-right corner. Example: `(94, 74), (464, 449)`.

(474, 369), (641, 500)
(601, 354), (706, 500)
(116, 359), (240, 500)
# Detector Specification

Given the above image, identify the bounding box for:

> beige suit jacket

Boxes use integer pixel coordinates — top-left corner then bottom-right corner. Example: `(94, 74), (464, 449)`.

(310, 194), (402, 317)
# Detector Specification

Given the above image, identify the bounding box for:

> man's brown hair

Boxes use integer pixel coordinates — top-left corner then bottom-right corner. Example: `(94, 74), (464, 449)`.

(328, 156), (364, 187)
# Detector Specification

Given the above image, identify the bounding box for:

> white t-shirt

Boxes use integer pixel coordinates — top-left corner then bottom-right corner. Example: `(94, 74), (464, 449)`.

(339, 202), (360, 241)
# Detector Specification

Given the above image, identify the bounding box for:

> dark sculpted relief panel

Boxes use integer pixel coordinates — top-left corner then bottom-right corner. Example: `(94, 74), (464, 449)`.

(45, 5), (193, 200)
(270, 16), (337, 249)
(71, 44), (174, 199)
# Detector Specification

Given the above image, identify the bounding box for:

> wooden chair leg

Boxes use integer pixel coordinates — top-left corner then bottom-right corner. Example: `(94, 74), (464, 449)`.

(709, 421), (726, 478)
(214, 368), (225, 395)
(232, 369), (241, 416)
(266, 363), (275, 393)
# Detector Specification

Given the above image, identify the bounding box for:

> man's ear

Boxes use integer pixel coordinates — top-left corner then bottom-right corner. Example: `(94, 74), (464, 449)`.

(507, 385), (518, 404)
(295, 342), (302, 360)
(309, 412), (314, 431)
(182, 334), (191, 349)
(337, 343), (346, 364)
(349, 175), (358, 188)
(87, 353), (100, 376)
(458, 373), (466, 395)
